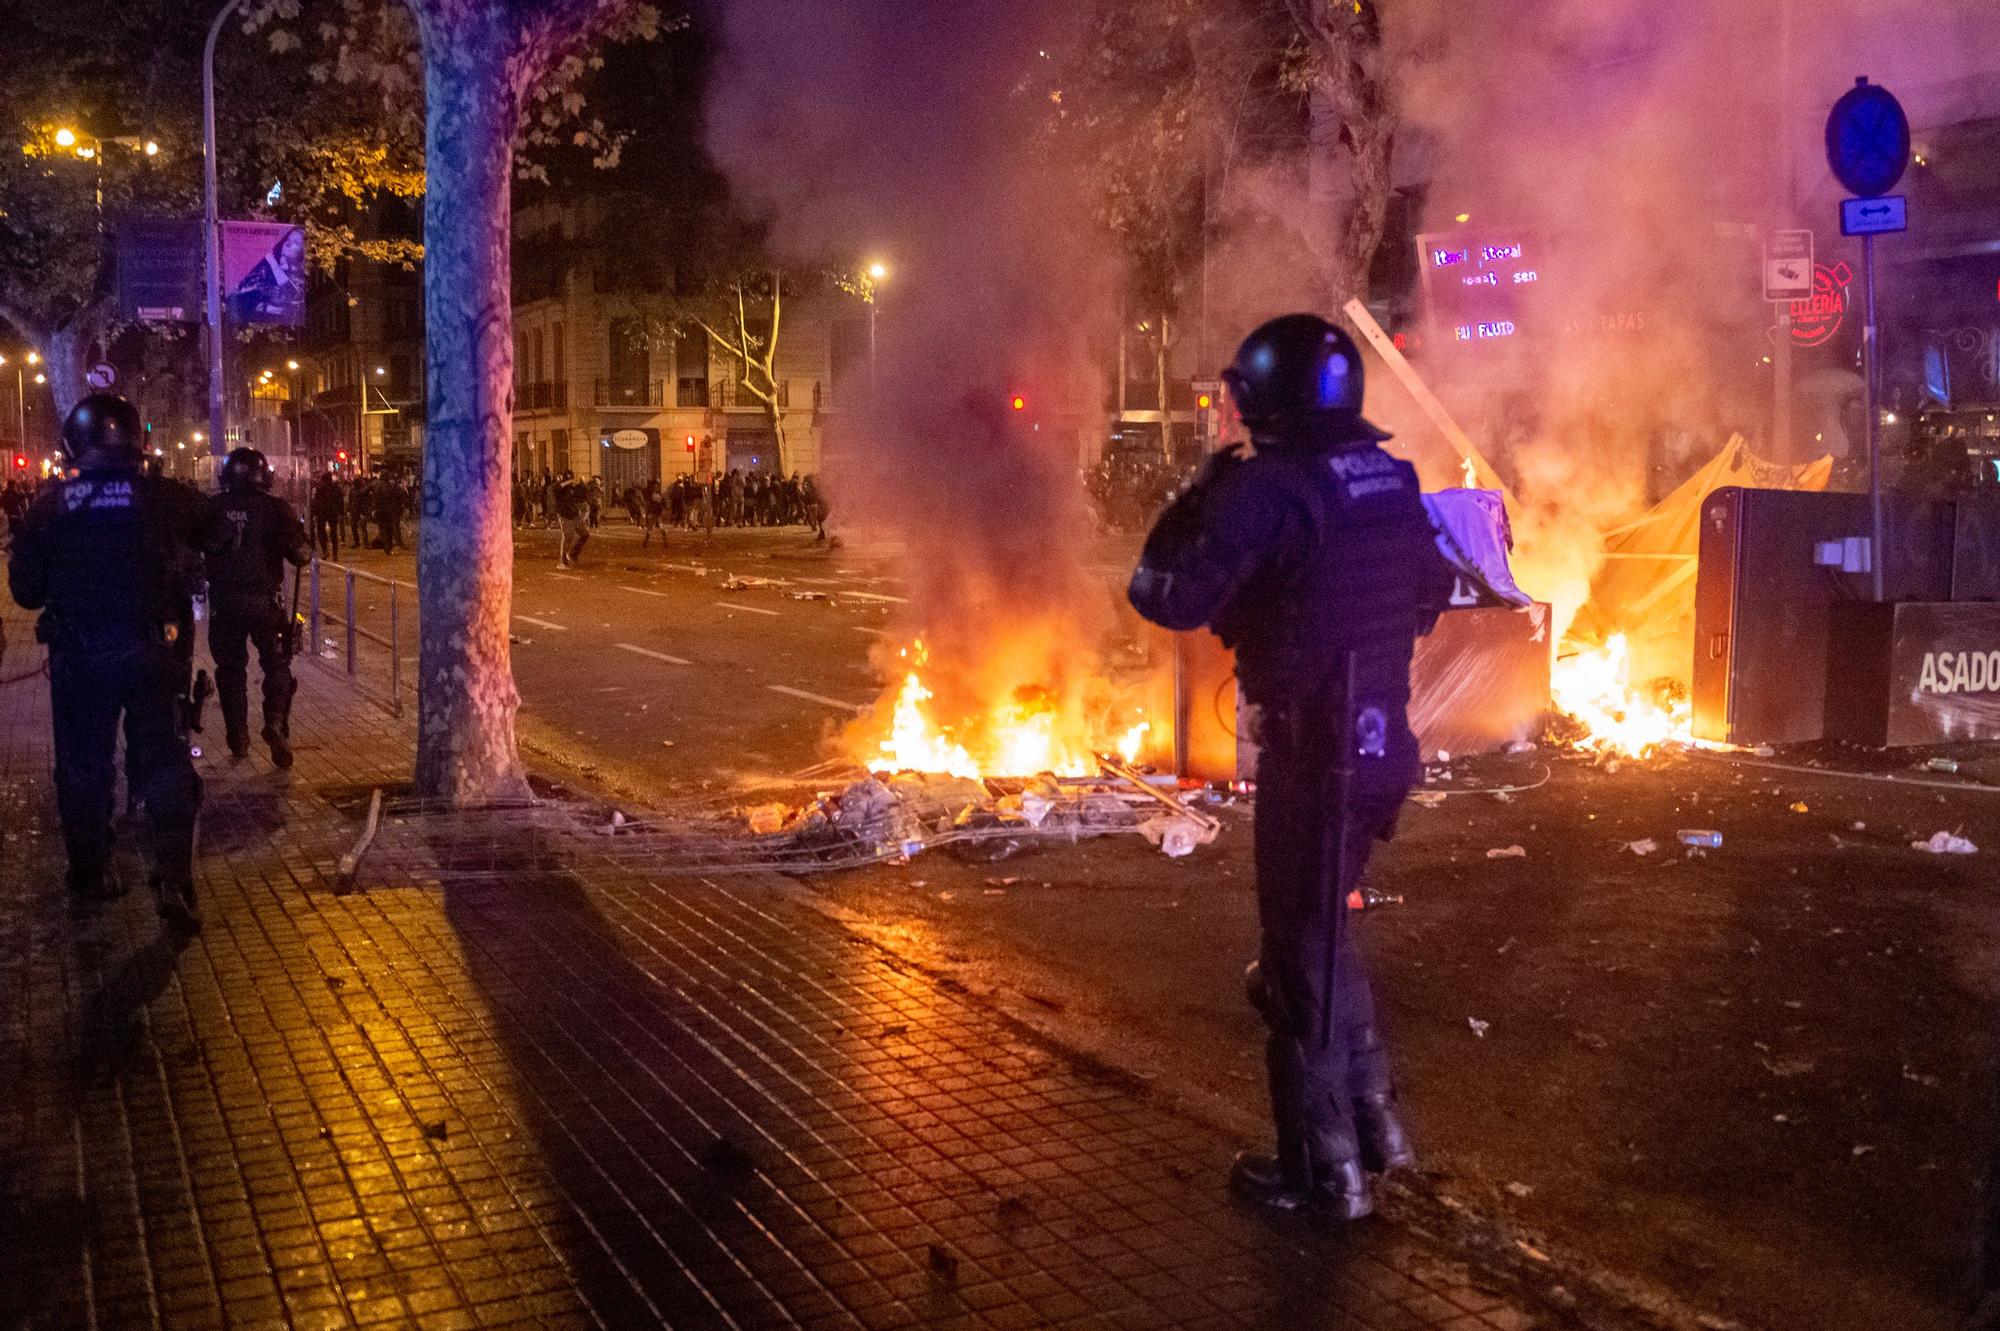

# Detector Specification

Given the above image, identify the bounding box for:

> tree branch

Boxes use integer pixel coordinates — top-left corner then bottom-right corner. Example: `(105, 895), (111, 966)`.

(515, 0), (645, 83)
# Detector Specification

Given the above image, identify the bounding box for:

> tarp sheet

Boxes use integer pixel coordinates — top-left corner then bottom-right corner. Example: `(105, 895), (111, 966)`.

(1568, 434), (1833, 684)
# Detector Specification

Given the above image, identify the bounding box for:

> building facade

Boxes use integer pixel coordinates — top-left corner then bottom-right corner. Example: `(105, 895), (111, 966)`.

(510, 201), (857, 491)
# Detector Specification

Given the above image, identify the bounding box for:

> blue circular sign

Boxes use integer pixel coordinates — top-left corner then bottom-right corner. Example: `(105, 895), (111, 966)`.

(1825, 78), (1910, 199)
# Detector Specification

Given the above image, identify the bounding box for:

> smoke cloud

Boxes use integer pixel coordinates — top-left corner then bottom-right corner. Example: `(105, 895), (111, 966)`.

(1369, 0), (2000, 676)
(704, 0), (1125, 734)
(702, 0), (2000, 716)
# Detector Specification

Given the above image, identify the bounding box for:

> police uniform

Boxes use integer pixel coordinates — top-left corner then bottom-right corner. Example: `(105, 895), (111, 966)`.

(1129, 314), (1452, 1220)
(7, 395), (223, 928)
(209, 449), (311, 767)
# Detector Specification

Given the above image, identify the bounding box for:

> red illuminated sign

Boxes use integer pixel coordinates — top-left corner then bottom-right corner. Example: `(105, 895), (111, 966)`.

(1788, 261), (1852, 348)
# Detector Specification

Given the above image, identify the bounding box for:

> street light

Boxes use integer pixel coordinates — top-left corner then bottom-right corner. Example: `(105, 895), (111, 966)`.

(53, 127), (75, 147)
(863, 260), (890, 389)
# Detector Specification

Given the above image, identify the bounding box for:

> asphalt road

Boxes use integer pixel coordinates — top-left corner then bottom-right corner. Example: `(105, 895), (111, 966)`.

(325, 518), (2000, 1331)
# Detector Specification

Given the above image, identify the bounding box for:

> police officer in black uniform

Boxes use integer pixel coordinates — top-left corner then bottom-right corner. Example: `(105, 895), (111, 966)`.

(1129, 314), (1453, 1220)
(7, 394), (222, 929)
(210, 447), (311, 768)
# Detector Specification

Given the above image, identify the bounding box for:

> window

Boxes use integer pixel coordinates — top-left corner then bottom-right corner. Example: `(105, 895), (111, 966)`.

(831, 317), (868, 389)
(551, 321), (566, 387)
(608, 318), (650, 390)
(530, 328), (545, 385)
(675, 326), (708, 406)
(552, 428), (570, 474)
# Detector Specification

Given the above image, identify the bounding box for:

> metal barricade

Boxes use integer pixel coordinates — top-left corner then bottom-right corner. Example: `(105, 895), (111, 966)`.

(302, 557), (407, 717)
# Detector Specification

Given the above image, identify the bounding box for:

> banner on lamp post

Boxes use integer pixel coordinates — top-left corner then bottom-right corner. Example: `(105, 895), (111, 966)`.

(221, 221), (307, 327)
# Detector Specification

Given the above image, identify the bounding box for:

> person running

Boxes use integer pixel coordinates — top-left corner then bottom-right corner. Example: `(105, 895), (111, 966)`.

(555, 473), (589, 567)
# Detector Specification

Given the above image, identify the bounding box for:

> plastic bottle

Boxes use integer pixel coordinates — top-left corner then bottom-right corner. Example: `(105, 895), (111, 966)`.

(1676, 829), (1723, 849)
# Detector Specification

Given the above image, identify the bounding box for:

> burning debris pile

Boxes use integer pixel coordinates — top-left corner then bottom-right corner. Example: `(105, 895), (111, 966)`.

(739, 762), (1219, 866)
(336, 763), (1223, 890)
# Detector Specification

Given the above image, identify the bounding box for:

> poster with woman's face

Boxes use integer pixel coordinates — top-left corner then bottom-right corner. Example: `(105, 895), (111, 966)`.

(222, 221), (307, 327)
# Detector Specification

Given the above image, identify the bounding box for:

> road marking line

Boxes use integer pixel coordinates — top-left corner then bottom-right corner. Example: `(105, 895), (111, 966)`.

(615, 642), (691, 666)
(767, 685), (867, 713)
(715, 601), (780, 617)
(619, 585), (672, 598)
(796, 577), (845, 586)
(664, 563), (713, 575)
(515, 615), (569, 631)
(840, 590), (909, 604)
(849, 625), (885, 637)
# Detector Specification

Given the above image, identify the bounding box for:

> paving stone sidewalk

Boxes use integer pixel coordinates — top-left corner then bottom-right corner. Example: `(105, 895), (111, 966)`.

(0, 639), (1550, 1331)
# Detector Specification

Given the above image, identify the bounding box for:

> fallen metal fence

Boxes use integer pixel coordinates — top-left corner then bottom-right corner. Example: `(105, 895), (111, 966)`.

(301, 557), (408, 717)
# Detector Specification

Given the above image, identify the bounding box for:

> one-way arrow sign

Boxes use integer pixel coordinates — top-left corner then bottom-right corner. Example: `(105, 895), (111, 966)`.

(1841, 195), (1907, 236)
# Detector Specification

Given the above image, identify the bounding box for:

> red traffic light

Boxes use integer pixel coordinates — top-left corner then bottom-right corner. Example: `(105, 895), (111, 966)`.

(336, 449), (348, 461)
(12, 455), (24, 469)
(685, 435), (696, 452)
(1010, 394), (1026, 411)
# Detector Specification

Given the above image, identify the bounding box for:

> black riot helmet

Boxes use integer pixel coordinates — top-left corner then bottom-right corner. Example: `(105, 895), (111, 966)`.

(58, 393), (145, 473)
(1220, 313), (1389, 447)
(221, 447), (274, 492)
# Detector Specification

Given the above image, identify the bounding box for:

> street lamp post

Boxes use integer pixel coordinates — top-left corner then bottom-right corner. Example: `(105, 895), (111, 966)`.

(864, 261), (889, 390)
(1, 352), (40, 452)
(203, 0), (250, 462)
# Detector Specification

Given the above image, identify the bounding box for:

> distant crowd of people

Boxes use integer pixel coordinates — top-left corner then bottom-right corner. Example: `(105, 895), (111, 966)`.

(1086, 455), (1198, 534)
(306, 471), (417, 561)
(511, 468), (828, 564)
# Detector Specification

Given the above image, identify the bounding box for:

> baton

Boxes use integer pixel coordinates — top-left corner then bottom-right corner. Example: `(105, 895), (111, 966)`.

(287, 561), (303, 659)
(1321, 650), (1359, 1051)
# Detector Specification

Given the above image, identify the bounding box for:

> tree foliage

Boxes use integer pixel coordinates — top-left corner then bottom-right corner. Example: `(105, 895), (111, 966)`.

(1051, 0), (1407, 359)
(0, 0), (661, 420)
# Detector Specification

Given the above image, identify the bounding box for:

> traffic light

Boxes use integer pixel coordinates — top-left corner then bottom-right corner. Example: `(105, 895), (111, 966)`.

(685, 434), (696, 452)
(12, 455), (24, 470)
(1195, 392), (1212, 410)
(1010, 394), (1026, 411)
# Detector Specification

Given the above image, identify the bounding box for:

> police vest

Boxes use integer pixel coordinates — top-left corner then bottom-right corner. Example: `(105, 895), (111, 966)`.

(1217, 444), (1442, 720)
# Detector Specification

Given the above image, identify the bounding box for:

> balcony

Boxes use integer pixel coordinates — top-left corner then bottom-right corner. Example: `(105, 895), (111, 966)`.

(712, 379), (790, 411)
(516, 381), (569, 412)
(676, 378), (709, 409)
(595, 379), (663, 409)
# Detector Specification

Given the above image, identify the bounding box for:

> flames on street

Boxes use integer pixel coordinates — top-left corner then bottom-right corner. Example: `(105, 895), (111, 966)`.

(1551, 632), (1691, 760)
(861, 640), (1149, 780)
(855, 631), (1688, 780)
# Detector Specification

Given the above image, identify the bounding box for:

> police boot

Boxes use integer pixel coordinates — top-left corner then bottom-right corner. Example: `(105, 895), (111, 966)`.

(263, 725), (293, 770)
(1229, 1152), (1313, 1215)
(66, 865), (125, 916)
(226, 726), (250, 758)
(1229, 1152), (1374, 1223)
(153, 875), (202, 934)
(1355, 1092), (1416, 1174)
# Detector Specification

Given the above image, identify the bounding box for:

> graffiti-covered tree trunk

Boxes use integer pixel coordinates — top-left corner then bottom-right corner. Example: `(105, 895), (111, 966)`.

(406, 0), (639, 802)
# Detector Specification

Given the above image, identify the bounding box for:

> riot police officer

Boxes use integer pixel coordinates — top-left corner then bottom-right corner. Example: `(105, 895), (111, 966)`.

(7, 394), (223, 929)
(210, 447), (311, 767)
(1129, 314), (1453, 1221)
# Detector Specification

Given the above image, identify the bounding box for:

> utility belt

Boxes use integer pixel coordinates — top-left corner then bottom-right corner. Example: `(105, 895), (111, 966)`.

(36, 608), (183, 655)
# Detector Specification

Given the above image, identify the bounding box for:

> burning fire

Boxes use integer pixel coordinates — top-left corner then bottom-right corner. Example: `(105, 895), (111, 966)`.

(1551, 632), (1691, 759)
(865, 640), (1150, 779)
